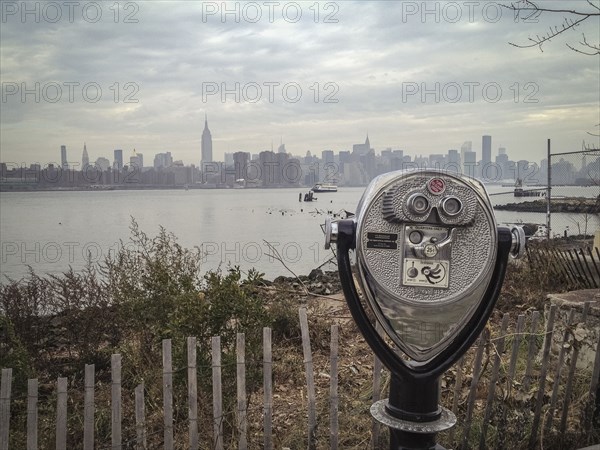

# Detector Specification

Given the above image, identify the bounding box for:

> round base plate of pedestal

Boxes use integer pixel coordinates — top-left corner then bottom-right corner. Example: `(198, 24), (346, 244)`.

(370, 399), (457, 433)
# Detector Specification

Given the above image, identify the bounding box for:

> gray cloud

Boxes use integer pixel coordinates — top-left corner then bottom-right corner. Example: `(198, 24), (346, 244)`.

(1, 0), (598, 165)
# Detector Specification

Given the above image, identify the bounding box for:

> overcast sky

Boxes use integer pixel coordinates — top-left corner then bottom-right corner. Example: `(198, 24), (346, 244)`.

(1, 1), (599, 166)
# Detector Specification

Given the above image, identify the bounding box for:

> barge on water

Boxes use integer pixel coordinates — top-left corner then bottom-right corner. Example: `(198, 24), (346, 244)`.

(514, 179), (544, 197)
(311, 183), (338, 193)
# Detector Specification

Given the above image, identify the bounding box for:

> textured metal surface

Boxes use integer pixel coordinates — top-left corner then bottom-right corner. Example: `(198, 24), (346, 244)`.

(354, 169), (498, 362)
(370, 400), (457, 433)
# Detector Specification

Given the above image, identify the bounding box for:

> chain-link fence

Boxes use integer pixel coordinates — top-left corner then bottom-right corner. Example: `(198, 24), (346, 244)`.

(547, 149), (600, 240)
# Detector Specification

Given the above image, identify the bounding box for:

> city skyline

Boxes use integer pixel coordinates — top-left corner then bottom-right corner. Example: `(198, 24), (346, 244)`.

(1, 2), (598, 166)
(1, 131), (533, 170)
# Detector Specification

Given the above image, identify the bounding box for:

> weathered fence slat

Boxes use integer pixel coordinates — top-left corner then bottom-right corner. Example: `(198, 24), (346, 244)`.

(544, 308), (576, 434)
(0, 368), (11, 450)
(586, 313), (600, 433)
(212, 336), (224, 450)
(135, 384), (146, 450)
(508, 314), (526, 388)
(523, 310), (541, 391)
(573, 248), (595, 289)
(26, 378), (37, 450)
(529, 304), (557, 449)
(263, 328), (273, 450)
(112, 354), (122, 450)
(162, 339), (174, 450)
(555, 248), (578, 287)
(548, 248), (568, 282)
(371, 322), (383, 450)
(449, 356), (465, 444)
(299, 307), (317, 450)
(330, 324), (339, 450)
(568, 249), (591, 289)
(579, 249), (598, 288)
(83, 364), (94, 450)
(188, 336), (199, 450)
(560, 302), (591, 433)
(461, 330), (488, 449)
(497, 313), (526, 449)
(561, 248), (582, 286)
(586, 247), (600, 282)
(479, 313), (510, 449)
(237, 333), (248, 450)
(55, 377), (68, 450)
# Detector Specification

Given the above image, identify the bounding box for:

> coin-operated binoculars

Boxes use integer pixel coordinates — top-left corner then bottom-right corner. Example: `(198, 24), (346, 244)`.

(325, 169), (525, 450)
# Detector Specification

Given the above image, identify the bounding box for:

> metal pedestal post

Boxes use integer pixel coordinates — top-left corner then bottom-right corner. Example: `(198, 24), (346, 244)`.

(370, 375), (456, 450)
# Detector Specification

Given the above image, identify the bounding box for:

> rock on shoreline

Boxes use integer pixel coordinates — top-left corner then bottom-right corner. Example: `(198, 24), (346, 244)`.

(494, 197), (599, 214)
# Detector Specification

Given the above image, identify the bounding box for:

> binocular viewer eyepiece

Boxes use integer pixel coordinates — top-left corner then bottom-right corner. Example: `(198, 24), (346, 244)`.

(325, 169), (526, 449)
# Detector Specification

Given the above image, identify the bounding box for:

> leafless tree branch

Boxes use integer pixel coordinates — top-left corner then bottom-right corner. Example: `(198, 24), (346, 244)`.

(503, 0), (599, 53)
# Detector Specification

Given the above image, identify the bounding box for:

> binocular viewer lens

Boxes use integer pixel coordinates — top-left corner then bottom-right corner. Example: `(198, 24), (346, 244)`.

(406, 193), (464, 218)
(441, 196), (462, 216)
(407, 193), (430, 215)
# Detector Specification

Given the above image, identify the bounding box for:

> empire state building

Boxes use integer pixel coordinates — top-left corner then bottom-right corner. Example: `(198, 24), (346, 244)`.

(201, 114), (213, 167)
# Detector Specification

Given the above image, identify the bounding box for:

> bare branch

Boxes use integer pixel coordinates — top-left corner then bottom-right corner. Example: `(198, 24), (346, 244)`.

(504, 1), (599, 53)
(567, 34), (600, 55)
(586, 124), (600, 139)
(509, 15), (589, 51)
(504, 0), (600, 17)
(586, 0), (600, 13)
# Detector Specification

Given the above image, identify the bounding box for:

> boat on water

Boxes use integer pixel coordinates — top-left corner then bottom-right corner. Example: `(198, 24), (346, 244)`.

(514, 178), (544, 197)
(311, 183), (338, 193)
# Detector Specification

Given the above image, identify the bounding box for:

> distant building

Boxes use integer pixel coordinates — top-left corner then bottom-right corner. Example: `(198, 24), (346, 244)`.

(277, 141), (286, 154)
(259, 151), (277, 187)
(233, 151), (250, 180)
(95, 157), (110, 171)
(430, 154), (446, 169)
(447, 149), (460, 171)
(460, 141), (472, 169)
(463, 150), (477, 177)
(482, 135), (492, 166)
(114, 149), (123, 170)
(60, 145), (68, 169)
(352, 135), (371, 156)
(82, 143), (89, 169)
(130, 150), (143, 171)
(322, 150), (334, 164)
(201, 114), (213, 168)
(154, 152), (173, 169)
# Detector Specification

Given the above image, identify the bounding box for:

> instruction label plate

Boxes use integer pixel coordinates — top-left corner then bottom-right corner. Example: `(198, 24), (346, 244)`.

(402, 258), (450, 289)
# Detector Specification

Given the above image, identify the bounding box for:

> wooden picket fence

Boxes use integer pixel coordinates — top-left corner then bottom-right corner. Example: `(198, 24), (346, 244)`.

(1, 305), (600, 449)
(528, 244), (600, 290)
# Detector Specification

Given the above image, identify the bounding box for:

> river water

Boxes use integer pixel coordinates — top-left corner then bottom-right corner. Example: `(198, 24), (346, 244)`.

(1, 185), (598, 280)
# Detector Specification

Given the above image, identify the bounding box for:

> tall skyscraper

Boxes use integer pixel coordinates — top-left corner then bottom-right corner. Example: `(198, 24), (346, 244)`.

(352, 135), (371, 156)
(482, 135), (492, 166)
(130, 149), (143, 170)
(322, 150), (334, 164)
(233, 151), (250, 180)
(154, 152), (173, 169)
(447, 149), (460, 171)
(460, 141), (472, 169)
(201, 114), (213, 166)
(114, 149), (123, 170)
(463, 150), (477, 177)
(82, 143), (89, 169)
(60, 145), (68, 169)
(277, 138), (286, 154)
